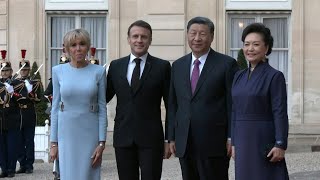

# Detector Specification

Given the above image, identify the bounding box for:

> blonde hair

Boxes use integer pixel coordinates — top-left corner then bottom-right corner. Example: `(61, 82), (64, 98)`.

(63, 28), (91, 53)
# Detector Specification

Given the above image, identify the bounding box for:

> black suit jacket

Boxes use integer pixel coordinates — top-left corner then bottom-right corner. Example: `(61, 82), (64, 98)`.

(168, 49), (238, 158)
(107, 54), (171, 148)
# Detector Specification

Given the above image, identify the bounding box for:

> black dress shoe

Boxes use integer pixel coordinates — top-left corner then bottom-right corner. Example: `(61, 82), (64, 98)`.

(0, 173), (8, 178)
(16, 168), (26, 174)
(25, 169), (33, 174)
(7, 173), (15, 178)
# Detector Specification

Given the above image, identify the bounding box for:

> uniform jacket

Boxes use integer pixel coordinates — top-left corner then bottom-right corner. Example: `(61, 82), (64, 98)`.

(0, 78), (22, 131)
(17, 77), (43, 127)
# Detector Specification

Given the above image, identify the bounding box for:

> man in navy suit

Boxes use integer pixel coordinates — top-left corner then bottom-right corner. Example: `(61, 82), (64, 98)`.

(168, 17), (239, 180)
(106, 20), (171, 180)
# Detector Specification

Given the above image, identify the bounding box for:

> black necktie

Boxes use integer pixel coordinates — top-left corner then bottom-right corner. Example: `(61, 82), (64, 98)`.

(131, 58), (141, 92)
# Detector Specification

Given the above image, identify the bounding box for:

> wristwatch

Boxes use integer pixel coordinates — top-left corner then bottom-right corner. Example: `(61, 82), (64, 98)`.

(99, 142), (105, 148)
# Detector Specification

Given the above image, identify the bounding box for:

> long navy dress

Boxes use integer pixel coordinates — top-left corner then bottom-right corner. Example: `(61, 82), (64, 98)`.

(231, 61), (289, 180)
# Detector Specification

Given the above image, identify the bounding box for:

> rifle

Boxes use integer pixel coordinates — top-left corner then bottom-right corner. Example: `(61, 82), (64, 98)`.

(0, 62), (7, 72)
(30, 63), (44, 80)
(6, 63), (26, 84)
(0, 62), (7, 85)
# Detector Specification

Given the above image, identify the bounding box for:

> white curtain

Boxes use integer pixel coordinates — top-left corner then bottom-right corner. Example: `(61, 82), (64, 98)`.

(81, 17), (107, 65)
(51, 17), (75, 67)
(268, 51), (288, 80)
(264, 18), (288, 81)
(230, 18), (255, 60)
(50, 16), (107, 67)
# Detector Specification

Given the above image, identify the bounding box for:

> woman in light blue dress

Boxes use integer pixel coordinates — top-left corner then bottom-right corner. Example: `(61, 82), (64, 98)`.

(50, 28), (107, 180)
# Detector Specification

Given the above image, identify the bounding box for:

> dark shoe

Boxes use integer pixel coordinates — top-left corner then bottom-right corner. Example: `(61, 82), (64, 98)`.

(16, 168), (26, 174)
(0, 173), (8, 178)
(7, 173), (15, 178)
(25, 169), (33, 174)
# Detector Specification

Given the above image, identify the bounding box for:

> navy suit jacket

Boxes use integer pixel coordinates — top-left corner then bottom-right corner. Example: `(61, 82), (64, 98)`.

(168, 49), (238, 158)
(106, 54), (171, 148)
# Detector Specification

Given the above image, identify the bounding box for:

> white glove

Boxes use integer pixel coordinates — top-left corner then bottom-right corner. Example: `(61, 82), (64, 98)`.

(4, 82), (14, 93)
(24, 80), (33, 93)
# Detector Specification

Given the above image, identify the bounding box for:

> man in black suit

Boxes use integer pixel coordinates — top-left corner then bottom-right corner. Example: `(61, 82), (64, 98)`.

(168, 17), (239, 180)
(106, 20), (171, 180)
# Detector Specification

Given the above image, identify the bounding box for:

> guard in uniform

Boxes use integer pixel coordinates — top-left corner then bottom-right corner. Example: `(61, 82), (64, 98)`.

(16, 49), (42, 174)
(43, 78), (52, 104)
(89, 47), (99, 65)
(0, 50), (23, 178)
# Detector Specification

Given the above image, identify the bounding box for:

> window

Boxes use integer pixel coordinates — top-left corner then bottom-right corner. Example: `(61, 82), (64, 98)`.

(227, 13), (290, 83)
(47, 13), (107, 68)
(225, 0), (292, 10)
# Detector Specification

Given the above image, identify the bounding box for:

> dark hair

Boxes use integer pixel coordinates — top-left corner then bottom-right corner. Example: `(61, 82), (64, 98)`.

(241, 23), (274, 56)
(127, 20), (152, 36)
(187, 16), (215, 35)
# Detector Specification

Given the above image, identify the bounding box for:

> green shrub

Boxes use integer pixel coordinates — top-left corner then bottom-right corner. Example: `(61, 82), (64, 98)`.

(237, 49), (248, 70)
(30, 62), (49, 126)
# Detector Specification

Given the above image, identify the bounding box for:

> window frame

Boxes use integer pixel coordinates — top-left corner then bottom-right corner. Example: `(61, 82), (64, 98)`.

(225, 0), (292, 10)
(45, 0), (108, 11)
(227, 12), (290, 56)
(46, 12), (108, 76)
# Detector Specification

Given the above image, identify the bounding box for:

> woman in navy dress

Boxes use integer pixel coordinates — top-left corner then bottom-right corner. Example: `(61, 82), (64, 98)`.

(231, 23), (289, 180)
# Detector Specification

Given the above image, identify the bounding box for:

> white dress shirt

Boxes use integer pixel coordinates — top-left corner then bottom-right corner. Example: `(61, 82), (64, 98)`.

(190, 50), (210, 79)
(127, 53), (148, 85)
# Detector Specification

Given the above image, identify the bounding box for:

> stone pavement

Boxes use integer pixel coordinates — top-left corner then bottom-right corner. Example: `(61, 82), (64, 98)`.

(2, 147), (320, 180)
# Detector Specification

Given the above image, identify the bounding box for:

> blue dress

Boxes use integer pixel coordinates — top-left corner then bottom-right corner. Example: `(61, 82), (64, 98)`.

(231, 62), (289, 180)
(50, 63), (107, 180)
